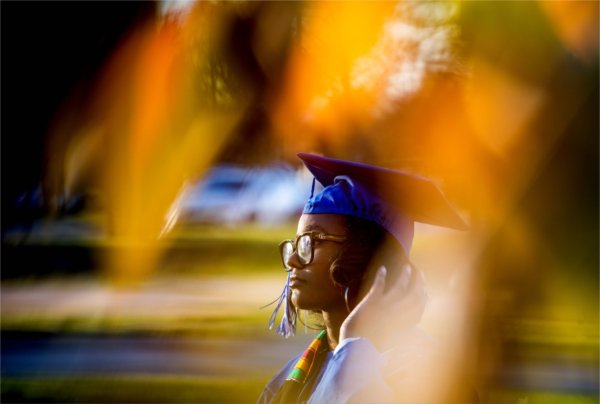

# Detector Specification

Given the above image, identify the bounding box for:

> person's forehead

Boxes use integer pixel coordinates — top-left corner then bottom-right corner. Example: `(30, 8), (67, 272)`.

(297, 213), (347, 235)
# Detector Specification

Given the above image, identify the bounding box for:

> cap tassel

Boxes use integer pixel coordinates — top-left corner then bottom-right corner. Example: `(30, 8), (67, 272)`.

(268, 273), (297, 338)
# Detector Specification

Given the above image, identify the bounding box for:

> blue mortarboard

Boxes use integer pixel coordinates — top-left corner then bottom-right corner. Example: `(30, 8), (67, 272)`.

(299, 153), (467, 255)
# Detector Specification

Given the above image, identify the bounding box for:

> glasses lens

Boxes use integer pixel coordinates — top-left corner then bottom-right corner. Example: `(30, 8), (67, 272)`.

(281, 241), (293, 270)
(297, 234), (312, 265)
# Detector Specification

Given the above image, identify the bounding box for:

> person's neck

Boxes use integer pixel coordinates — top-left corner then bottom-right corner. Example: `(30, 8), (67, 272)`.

(322, 309), (348, 350)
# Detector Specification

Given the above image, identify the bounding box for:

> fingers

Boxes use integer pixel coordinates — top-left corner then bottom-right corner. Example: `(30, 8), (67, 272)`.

(384, 263), (412, 297)
(384, 264), (427, 307)
(398, 264), (412, 292)
(365, 265), (386, 300)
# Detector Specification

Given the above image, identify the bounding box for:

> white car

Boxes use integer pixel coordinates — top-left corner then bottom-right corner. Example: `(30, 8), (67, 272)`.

(163, 164), (311, 231)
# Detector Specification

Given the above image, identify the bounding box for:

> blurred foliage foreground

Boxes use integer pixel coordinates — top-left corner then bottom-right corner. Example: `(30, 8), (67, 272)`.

(2, 0), (598, 402)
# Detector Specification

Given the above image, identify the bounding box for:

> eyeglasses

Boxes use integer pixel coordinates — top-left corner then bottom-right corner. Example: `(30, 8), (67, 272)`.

(279, 231), (346, 271)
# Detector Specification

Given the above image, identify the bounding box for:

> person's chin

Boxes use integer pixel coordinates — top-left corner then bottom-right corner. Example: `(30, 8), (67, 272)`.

(291, 291), (311, 311)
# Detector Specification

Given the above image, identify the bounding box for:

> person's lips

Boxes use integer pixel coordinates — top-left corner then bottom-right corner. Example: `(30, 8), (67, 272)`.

(289, 275), (306, 288)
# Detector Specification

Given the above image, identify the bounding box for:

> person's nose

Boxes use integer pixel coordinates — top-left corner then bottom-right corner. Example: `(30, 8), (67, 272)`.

(286, 250), (303, 270)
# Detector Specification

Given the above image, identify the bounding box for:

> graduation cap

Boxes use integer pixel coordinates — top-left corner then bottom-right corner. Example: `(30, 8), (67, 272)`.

(298, 153), (467, 254)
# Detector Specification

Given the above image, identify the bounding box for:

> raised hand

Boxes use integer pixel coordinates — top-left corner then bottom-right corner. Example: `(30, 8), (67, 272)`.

(339, 264), (427, 351)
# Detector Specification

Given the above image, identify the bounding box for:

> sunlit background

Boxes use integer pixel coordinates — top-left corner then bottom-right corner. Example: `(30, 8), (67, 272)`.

(2, 1), (598, 403)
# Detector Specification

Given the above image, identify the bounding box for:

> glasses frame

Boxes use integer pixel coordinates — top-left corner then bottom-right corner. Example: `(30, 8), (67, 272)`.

(279, 231), (347, 271)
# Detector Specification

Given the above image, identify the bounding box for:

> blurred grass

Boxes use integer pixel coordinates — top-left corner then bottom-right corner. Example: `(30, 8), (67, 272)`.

(157, 223), (298, 276)
(3, 378), (598, 404)
(3, 221), (598, 402)
(1, 221), (297, 340)
(2, 375), (271, 403)
(1, 310), (275, 337)
(1, 271), (287, 337)
(170, 223), (297, 244)
(483, 389), (599, 404)
(2, 221), (297, 278)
